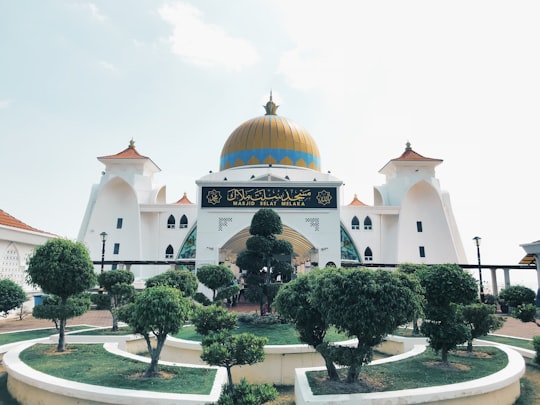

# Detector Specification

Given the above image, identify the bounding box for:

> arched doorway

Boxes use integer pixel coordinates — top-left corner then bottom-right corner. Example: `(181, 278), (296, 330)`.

(219, 224), (316, 270)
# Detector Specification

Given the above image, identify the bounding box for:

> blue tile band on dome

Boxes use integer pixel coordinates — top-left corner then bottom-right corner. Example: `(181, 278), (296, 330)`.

(220, 148), (321, 171)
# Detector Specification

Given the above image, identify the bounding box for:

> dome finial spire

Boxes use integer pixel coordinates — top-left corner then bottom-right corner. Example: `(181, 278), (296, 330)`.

(405, 140), (411, 151)
(263, 90), (278, 115)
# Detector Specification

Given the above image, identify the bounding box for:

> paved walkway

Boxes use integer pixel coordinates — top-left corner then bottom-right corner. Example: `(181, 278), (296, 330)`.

(1, 305), (539, 340)
(0, 302), (260, 333)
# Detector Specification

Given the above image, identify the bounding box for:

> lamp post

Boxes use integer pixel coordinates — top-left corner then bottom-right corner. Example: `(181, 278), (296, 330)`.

(99, 232), (107, 294)
(473, 236), (485, 303)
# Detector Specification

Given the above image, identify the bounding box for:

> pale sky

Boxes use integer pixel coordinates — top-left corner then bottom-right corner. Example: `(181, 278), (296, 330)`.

(2, 1), (540, 288)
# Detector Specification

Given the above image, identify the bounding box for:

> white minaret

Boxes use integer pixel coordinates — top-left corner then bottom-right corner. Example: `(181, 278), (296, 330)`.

(78, 140), (165, 275)
(374, 142), (466, 264)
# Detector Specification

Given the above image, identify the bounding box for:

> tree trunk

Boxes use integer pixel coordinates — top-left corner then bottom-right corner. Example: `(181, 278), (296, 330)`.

(57, 317), (67, 352)
(111, 311), (119, 332)
(467, 340), (473, 353)
(441, 348), (449, 364)
(346, 344), (370, 383)
(346, 365), (361, 383)
(316, 344), (340, 381)
(57, 297), (68, 352)
(226, 366), (234, 387)
(413, 318), (420, 335)
(323, 355), (340, 381)
(144, 334), (166, 377)
(111, 296), (118, 332)
(265, 257), (271, 285)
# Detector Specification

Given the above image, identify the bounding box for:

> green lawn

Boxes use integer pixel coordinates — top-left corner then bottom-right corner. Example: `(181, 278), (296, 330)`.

(20, 344), (216, 394)
(174, 323), (349, 345)
(392, 328), (535, 351)
(69, 326), (133, 336)
(0, 326), (93, 345)
(478, 334), (534, 350)
(14, 342), (512, 399)
(307, 346), (508, 395)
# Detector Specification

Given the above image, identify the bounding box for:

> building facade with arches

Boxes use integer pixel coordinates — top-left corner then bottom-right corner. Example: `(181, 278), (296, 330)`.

(78, 97), (467, 282)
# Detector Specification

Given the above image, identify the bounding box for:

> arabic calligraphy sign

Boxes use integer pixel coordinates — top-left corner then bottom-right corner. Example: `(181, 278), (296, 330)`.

(201, 187), (337, 209)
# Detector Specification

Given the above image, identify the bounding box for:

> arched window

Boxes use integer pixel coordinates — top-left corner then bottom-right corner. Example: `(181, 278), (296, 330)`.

(351, 216), (360, 230)
(364, 216), (372, 230)
(167, 215), (176, 229)
(165, 245), (174, 259)
(180, 214), (188, 229)
(340, 226), (361, 262)
(364, 247), (373, 261)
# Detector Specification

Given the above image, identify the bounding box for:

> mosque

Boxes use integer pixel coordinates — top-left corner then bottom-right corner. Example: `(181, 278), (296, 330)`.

(77, 95), (467, 282)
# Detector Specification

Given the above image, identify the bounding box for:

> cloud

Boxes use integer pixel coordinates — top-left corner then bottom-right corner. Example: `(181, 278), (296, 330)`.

(0, 100), (12, 109)
(273, 1), (349, 99)
(67, 2), (106, 22)
(158, 2), (259, 71)
(99, 60), (119, 73)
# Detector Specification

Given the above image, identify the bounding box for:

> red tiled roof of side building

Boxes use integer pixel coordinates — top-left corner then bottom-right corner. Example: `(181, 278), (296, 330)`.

(0, 209), (53, 235)
(98, 139), (149, 159)
(175, 193), (194, 204)
(348, 194), (367, 206)
(392, 141), (442, 163)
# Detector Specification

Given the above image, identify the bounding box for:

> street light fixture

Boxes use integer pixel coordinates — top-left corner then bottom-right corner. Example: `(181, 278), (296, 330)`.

(99, 232), (107, 294)
(473, 236), (485, 303)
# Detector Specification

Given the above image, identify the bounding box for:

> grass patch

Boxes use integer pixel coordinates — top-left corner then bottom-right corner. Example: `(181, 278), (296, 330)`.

(514, 363), (540, 404)
(174, 324), (349, 345)
(69, 326), (133, 336)
(392, 327), (420, 337)
(20, 344), (216, 394)
(0, 326), (92, 345)
(307, 346), (508, 395)
(391, 328), (535, 351)
(478, 334), (534, 350)
(268, 385), (295, 405)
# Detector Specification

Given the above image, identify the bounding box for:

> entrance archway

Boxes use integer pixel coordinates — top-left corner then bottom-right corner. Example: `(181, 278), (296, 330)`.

(219, 225), (316, 267)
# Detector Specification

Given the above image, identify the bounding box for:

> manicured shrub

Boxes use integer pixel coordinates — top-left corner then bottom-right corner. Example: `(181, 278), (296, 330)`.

(514, 304), (537, 323)
(237, 312), (284, 325)
(533, 336), (540, 365)
(484, 294), (496, 305)
(194, 292), (212, 306)
(91, 293), (110, 310)
(499, 285), (536, 308)
(215, 378), (278, 405)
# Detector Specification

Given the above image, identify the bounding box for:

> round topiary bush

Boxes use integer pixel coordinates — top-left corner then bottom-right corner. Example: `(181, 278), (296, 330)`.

(499, 285), (536, 308)
(514, 304), (537, 322)
(533, 336), (540, 365)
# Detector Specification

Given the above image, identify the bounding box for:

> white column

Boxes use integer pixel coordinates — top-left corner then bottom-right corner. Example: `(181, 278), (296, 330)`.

(490, 268), (498, 296)
(503, 268), (511, 289)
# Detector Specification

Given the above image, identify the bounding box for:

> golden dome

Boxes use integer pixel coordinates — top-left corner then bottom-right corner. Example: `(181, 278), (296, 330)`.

(220, 96), (321, 171)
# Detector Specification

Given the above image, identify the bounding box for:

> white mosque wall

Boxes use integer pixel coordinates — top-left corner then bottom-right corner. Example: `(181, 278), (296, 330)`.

(77, 183), (100, 242)
(281, 209), (341, 266)
(380, 213), (399, 263)
(194, 208), (236, 267)
(0, 227), (52, 292)
(441, 191), (468, 263)
(79, 176), (143, 274)
(377, 163), (440, 207)
(194, 204), (342, 269)
(397, 181), (462, 264)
